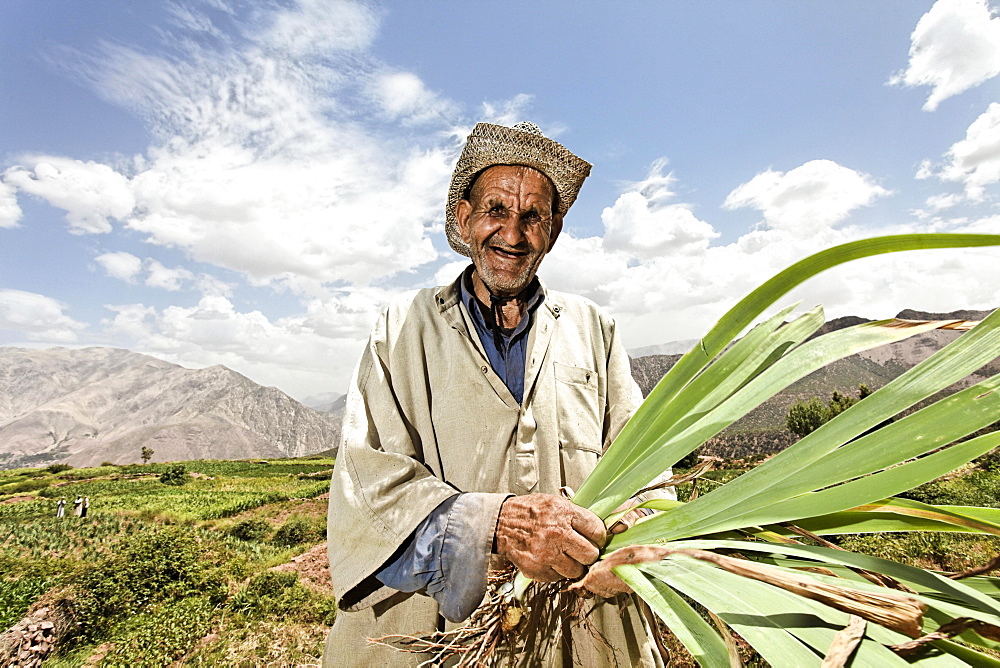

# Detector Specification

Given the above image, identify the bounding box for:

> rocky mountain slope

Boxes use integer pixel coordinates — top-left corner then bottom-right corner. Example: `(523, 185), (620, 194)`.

(3, 307), (994, 468)
(628, 308), (999, 456)
(0, 347), (341, 469)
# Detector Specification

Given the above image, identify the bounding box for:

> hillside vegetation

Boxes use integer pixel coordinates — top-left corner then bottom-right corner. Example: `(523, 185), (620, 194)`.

(0, 458), (336, 666)
(4, 451), (1000, 665)
(629, 309), (1000, 460)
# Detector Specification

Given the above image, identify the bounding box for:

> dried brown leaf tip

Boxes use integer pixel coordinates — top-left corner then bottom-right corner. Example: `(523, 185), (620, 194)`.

(821, 615), (866, 668)
(578, 545), (927, 639)
(888, 318), (979, 331)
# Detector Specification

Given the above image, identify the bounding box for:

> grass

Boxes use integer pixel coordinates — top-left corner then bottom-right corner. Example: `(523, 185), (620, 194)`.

(5, 451), (1000, 665)
(0, 456), (337, 666)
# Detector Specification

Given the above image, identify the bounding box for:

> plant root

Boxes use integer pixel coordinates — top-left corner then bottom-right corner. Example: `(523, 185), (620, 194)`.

(369, 567), (611, 667)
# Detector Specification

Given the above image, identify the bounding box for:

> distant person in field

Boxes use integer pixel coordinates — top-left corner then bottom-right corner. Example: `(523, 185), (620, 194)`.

(81, 496), (89, 518)
(56, 497), (66, 518)
(325, 122), (672, 666)
(73, 495), (83, 517)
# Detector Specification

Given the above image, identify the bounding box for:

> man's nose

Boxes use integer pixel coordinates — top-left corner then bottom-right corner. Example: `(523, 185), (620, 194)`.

(496, 214), (527, 246)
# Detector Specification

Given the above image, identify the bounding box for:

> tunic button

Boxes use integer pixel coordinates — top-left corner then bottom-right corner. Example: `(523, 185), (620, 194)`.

(481, 365), (488, 374)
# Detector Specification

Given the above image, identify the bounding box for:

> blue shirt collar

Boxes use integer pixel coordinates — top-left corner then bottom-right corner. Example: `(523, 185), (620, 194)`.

(458, 265), (544, 338)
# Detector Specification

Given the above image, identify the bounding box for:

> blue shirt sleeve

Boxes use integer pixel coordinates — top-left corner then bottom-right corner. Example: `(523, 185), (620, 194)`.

(375, 491), (510, 622)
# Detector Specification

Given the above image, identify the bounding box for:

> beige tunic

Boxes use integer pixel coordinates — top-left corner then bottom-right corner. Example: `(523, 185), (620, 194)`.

(324, 274), (665, 667)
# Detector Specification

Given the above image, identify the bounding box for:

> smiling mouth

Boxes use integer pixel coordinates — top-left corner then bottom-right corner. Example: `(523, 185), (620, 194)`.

(489, 245), (528, 260)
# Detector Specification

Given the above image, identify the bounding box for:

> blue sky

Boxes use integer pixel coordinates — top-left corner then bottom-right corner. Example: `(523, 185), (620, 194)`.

(2, 0), (1000, 401)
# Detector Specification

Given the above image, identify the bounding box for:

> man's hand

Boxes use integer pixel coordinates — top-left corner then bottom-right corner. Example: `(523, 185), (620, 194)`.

(576, 562), (632, 598)
(608, 506), (651, 535)
(495, 493), (606, 582)
(584, 498), (650, 597)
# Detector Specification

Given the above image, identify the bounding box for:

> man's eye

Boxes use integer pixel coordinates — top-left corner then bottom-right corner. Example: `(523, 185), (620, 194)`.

(488, 205), (506, 215)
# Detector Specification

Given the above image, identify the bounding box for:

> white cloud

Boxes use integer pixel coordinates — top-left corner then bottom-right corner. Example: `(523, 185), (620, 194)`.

(2, 0), (550, 397)
(21, 1), (464, 290)
(3, 157), (135, 234)
(433, 260), (468, 287)
(723, 160), (890, 233)
(0, 289), (86, 343)
(96, 251), (233, 296)
(889, 0), (1000, 111)
(95, 252), (143, 283)
(262, 0), (379, 57)
(165, 3), (226, 39)
(543, 235), (632, 308)
(601, 160), (719, 260)
(0, 180), (22, 228)
(9, 0), (997, 402)
(481, 94), (535, 127)
(370, 71), (458, 125)
(101, 292), (382, 401)
(122, 143), (453, 288)
(145, 259), (195, 291)
(925, 192), (964, 210)
(289, 288), (393, 340)
(541, 167), (1000, 355)
(928, 102), (1000, 200)
(546, 219), (1000, 351)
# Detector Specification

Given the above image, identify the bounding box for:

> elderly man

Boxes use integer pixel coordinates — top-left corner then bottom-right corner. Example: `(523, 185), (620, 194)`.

(324, 122), (667, 666)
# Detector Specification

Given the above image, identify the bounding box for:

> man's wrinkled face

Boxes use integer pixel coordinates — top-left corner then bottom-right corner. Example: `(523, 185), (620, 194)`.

(455, 165), (562, 297)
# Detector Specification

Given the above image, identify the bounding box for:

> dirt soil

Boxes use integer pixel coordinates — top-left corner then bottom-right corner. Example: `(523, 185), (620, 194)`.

(272, 543), (332, 593)
(0, 496), (34, 504)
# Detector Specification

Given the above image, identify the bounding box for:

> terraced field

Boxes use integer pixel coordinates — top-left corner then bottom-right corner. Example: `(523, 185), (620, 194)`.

(0, 458), (336, 666)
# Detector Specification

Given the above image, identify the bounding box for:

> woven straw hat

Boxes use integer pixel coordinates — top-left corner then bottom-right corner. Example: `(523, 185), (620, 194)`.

(445, 121), (592, 257)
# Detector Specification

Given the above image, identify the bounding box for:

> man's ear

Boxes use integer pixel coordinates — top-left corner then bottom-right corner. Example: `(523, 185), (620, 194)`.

(455, 199), (473, 244)
(546, 213), (563, 252)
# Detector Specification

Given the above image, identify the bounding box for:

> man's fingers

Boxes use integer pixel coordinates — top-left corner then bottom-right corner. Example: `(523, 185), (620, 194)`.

(569, 507), (607, 548)
(609, 508), (647, 534)
(609, 521), (628, 535)
(561, 532), (600, 566)
(581, 567), (633, 598)
(552, 555), (586, 581)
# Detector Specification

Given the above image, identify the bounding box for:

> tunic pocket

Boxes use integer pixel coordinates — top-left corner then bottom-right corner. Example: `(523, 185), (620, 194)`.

(553, 362), (602, 454)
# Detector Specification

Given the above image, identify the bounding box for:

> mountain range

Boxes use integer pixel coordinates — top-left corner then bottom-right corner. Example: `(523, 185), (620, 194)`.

(1, 307), (995, 469)
(0, 347), (341, 469)
(628, 308), (1000, 458)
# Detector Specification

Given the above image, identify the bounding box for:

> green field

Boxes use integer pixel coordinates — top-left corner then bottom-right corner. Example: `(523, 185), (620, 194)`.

(3, 454), (1000, 666)
(0, 458), (336, 666)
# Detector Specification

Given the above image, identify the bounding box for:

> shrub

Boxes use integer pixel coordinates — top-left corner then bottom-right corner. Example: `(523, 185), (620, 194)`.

(46, 464), (73, 474)
(786, 396), (828, 437)
(249, 570), (298, 599)
(271, 516), (323, 547)
(899, 469), (1000, 508)
(100, 461), (116, 467)
(675, 449), (701, 469)
(101, 596), (215, 667)
(0, 478), (50, 494)
(227, 571), (335, 624)
(227, 518), (272, 542)
(159, 464), (189, 486)
(227, 571), (296, 616)
(0, 577), (54, 629)
(69, 526), (227, 645)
